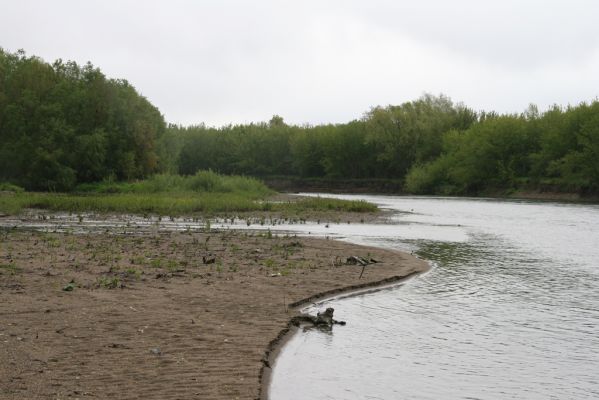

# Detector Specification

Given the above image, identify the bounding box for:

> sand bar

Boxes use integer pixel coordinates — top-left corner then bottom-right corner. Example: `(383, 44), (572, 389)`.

(0, 227), (428, 400)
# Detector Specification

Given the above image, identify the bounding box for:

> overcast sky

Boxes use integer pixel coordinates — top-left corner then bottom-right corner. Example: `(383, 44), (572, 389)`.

(1, 0), (598, 126)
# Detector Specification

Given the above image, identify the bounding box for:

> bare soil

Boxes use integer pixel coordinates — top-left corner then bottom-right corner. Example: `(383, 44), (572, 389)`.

(0, 228), (428, 400)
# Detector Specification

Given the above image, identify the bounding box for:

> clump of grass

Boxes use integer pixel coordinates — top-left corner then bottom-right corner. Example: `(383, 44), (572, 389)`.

(166, 260), (179, 271)
(150, 258), (163, 268)
(0, 182), (24, 193)
(98, 276), (122, 289)
(75, 171), (272, 197)
(276, 197), (377, 213)
(124, 268), (142, 279)
(0, 263), (21, 275)
(0, 172), (378, 215)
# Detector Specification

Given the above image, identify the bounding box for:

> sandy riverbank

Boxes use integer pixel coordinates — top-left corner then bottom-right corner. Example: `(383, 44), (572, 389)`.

(0, 228), (428, 400)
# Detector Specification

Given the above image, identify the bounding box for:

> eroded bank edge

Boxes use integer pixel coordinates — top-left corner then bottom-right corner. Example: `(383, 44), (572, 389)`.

(257, 263), (431, 400)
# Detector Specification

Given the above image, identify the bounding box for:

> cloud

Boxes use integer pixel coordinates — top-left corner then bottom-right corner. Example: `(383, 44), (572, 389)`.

(1, 0), (598, 126)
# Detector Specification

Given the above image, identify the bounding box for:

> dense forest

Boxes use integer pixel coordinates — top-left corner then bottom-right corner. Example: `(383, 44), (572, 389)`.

(0, 49), (166, 191)
(167, 99), (599, 195)
(1, 49), (598, 195)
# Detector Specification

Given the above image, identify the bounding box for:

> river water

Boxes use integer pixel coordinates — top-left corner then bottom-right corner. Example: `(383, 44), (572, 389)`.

(2, 195), (598, 398)
(268, 195), (599, 400)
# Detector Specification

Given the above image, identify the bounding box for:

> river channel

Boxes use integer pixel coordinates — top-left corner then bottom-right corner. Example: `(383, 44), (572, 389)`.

(2, 195), (598, 399)
(268, 195), (599, 400)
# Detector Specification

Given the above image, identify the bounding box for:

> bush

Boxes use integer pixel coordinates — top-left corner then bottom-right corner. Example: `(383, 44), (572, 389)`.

(0, 182), (25, 193)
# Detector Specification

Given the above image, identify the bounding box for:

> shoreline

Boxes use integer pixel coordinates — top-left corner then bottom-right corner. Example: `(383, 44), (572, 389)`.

(258, 268), (429, 400)
(0, 222), (429, 400)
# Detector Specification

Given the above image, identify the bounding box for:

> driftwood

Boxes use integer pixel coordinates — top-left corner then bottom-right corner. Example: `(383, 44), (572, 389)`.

(202, 254), (216, 264)
(291, 307), (346, 330)
(346, 256), (368, 266)
(346, 256), (381, 278)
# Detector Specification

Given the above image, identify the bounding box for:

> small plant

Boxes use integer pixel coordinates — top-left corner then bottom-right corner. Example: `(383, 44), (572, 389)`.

(62, 280), (76, 291)
(166, 260), (179, 271)
(43, 235), (60, 248)
(150, 258), (163, 268)
(125, 268), (142, 279)
(264, 258), (275, 269)
(99, 276), (122, 289)
(130, 256), (146, 265)
(0, 263), (21, 275)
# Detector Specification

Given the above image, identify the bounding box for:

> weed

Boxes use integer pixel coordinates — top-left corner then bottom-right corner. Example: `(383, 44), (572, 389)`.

(125, 268), (142, 279)
(0, 263), (21, 275)
(150, 258), (163, 268)
(130, 256), (146, 265)
(98, 276), (122, 289)
(166, 260), (179, 271)
(62, 281), (76, 291)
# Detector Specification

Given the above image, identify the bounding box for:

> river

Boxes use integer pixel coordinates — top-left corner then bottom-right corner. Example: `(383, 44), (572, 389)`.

(268, 195), (599, 400)
(2, 194), (598, 398)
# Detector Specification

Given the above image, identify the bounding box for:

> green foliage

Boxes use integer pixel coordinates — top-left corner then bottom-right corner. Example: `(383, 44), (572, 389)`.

(75, 171), (272, 197)
(0, 48), (165, 190)
(279, 197), (377, 213)
(3, 48), (598, 198)
(0, 263), (21, 275)
(406, 103), (599, 195)
(98, 276), (122, 289)
(171, 94), (477, 183)
(0, 182), (24, 192)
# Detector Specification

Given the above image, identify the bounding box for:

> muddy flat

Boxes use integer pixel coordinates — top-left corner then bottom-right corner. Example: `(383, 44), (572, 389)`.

(0, 228), (428, 400)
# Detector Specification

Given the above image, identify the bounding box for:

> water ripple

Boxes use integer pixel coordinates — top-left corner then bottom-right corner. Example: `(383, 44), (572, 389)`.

(270, 195), (599, 400)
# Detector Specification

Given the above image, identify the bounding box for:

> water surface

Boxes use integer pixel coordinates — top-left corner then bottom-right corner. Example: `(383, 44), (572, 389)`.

(269, 195), (599, 400)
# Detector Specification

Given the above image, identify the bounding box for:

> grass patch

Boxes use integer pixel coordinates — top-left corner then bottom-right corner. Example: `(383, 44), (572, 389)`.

(0, 182), (25, 193)
(98, 276), (122, 289)
(274, 197), (377, 213)
(0, 192), (377, 215)
(76, 171), (272, 196)
(0, 192), (277, 215)
(0, 171), (377, 215)
(0, 263), (21, 275)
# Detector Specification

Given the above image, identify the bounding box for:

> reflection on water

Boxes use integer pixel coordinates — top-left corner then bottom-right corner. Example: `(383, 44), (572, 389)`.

(269, 195), (599, 400)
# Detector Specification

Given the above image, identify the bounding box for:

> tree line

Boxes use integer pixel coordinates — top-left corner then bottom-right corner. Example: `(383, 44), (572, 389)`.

(0, 48), (166, 190)
(170, 95), (478, 181)
(169, 98), (598, 195)
(1, 49), (598, 195)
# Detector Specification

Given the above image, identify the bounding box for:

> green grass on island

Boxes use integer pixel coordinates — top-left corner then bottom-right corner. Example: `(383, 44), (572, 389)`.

(0, 171), (377, 216)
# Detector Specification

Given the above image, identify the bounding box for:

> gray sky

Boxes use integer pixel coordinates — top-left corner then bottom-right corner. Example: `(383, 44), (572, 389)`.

(1, 0), (598, 126)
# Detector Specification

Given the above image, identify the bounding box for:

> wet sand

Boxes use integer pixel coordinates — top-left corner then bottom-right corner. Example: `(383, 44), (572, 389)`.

(0, 228), (428, 400)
